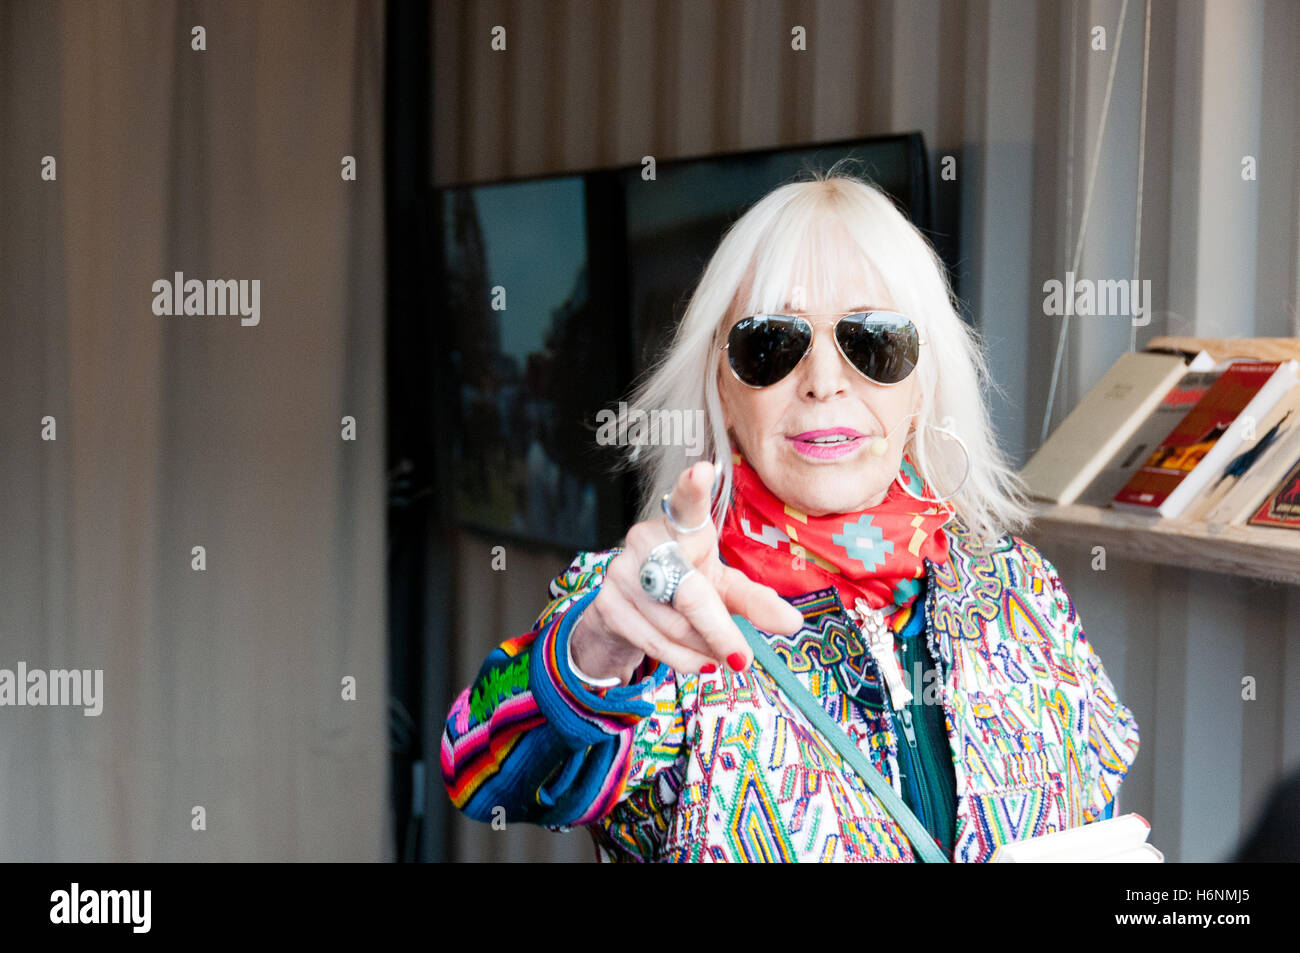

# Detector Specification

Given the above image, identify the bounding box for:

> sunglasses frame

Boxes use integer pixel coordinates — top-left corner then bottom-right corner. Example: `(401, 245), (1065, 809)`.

(719, 309), (927, 390)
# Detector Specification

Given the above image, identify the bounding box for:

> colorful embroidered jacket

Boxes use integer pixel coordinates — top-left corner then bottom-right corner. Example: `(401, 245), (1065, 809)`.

(441, 517), (1140, 862)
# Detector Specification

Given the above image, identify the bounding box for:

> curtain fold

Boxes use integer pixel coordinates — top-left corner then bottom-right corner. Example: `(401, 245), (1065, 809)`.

(0, 0), (387, 861)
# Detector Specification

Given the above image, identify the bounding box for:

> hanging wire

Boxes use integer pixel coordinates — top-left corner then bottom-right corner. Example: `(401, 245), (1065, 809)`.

(1130, 0), (1153, 353)
(1064, 0), (1078, 291)
(1041, 0), (1131, 446)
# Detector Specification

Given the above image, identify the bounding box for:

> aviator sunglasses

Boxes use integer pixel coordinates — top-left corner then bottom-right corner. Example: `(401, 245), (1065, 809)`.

(721, 309), (925, 389)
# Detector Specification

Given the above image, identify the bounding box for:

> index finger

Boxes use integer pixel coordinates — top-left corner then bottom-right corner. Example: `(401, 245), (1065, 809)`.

(668, 569), (752, 672)
(663, 461), (721, 565)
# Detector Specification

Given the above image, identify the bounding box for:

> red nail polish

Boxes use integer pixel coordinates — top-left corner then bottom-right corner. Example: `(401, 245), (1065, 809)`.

(727, 652), (747, 672)
(700, 663), (717, 674)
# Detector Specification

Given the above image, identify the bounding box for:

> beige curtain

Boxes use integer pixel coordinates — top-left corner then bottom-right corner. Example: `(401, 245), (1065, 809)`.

(0, 0), (387, 860)
(436, 0), (1300, 862)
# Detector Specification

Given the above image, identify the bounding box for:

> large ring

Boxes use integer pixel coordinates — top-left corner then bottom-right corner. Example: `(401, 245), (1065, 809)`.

(661, 493), (712, 534)
(638, 539), (697, 605)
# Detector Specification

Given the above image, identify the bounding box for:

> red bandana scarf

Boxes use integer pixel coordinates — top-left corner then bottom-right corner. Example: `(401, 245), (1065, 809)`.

(718, 451), (955, 633)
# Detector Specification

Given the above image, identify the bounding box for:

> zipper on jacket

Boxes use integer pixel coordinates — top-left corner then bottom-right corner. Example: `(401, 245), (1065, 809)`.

(828, 585), (938, 850)
(895, 705), (923, 822)
(899, 702), (920, 748)
(895, 595), (944, 854)
(898, 706), (918, 749)
(900, 589), (956, 857)
(900, 689), (938, 844)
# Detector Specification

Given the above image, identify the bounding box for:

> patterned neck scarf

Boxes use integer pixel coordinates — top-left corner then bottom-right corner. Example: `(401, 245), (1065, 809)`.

(718, 451), (955, 634)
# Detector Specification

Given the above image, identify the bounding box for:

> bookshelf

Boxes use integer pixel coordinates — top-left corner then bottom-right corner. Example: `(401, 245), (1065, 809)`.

(1026, 501), (1300, 585)
(1023, 336), (1300, 587)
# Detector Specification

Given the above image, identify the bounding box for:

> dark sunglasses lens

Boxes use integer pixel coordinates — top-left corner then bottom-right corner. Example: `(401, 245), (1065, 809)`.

(835, 313), (919, 384)
(728, 317), (811, 387)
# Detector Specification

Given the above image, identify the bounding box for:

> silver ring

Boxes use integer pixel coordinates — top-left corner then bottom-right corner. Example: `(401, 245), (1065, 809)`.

(661, 493), (712, 534)
(638, 539), (697, 605)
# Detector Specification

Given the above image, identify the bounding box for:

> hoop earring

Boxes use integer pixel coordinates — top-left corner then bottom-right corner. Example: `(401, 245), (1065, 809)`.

(895, 423), (972, 504)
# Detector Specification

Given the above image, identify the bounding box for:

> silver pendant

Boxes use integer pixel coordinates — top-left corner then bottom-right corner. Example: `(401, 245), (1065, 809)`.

(850, 598), (913, 710)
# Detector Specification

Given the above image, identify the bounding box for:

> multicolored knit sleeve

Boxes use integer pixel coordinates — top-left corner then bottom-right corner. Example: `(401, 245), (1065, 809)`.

(1034, 550), (1141, 823)
(440, 549), (690, 841)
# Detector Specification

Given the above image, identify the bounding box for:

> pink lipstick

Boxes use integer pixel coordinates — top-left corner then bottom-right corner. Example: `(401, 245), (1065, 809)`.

(787, 427), (867, 460)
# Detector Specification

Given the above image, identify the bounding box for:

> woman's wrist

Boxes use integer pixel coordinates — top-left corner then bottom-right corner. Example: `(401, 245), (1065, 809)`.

(568, 611), (643, 687)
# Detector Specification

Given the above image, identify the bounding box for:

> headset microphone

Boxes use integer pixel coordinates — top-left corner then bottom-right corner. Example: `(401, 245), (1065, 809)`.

(869, 410), (921, 457)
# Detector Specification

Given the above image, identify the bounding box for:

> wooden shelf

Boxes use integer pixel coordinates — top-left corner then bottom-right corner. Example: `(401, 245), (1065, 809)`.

(1023, 336), (1300, 585)
(1142, 334), (1300, 364)
(1026, 502), (1300, 585)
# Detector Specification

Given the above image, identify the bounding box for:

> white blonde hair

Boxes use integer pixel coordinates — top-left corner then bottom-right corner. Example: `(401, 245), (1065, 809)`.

(618, 166), (1035, 546)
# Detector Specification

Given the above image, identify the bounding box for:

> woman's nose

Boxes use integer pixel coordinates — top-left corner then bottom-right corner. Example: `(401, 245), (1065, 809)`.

(798, 325), (852, 400)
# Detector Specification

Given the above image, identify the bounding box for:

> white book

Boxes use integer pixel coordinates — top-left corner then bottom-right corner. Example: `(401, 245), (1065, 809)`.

(1019, 351), (1193, 504)
(990, 813), (1163, 863)
(1189, 386), (1300, 524)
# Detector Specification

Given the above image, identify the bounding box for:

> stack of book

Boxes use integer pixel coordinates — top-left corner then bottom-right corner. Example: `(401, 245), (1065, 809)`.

(1020, 347), (1300, 529)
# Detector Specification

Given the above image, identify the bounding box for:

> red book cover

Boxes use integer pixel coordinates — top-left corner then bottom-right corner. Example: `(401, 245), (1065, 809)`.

(1113, 361), (1281, 509)
(1248, 454), (1300, 528)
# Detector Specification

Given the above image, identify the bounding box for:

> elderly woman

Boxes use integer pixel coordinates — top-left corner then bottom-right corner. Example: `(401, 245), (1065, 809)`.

(441, 173), (1140, 862)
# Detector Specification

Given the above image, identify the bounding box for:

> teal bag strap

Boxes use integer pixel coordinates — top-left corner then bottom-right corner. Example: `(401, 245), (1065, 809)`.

(733, 614), (950, 864)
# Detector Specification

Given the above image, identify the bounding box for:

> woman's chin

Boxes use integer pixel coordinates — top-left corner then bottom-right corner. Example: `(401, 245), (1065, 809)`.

(752, 448), (897, 514)
(778, 476), (893, 517)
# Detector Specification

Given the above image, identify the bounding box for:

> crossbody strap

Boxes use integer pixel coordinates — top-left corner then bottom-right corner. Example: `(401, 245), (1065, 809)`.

(733, 614), (950, 864)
